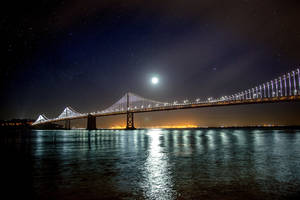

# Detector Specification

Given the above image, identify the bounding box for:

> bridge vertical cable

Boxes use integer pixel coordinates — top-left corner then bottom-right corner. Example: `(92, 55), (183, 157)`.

(221, 68), (299, 103)
(297, 69), (300, 94)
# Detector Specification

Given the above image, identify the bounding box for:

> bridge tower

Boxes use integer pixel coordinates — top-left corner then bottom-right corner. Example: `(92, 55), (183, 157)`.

(126, 93), (135, 130)
(87, 114), (96, 130)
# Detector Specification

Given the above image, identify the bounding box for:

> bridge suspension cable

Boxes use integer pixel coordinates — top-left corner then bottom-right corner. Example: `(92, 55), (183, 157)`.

(32, 114), (49, 125)
(97, 92), (167, 114)
(57, 106), (83, 119)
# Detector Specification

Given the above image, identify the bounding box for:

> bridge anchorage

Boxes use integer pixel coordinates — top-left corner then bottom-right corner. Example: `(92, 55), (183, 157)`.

(32, 68), (300, 130)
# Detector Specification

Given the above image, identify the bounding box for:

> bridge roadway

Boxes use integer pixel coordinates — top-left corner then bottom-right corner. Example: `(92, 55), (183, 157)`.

(34, 95), (300, 129)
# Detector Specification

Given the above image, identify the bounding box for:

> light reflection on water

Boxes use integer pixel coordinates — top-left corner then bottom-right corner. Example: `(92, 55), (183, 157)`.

(141, 129), (175, 200)
(1, 129), (300, 199)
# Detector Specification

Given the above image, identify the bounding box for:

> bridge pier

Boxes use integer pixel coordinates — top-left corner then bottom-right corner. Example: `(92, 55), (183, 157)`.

(65, 119), (71, 130)
(87, 114), (97, 130)
(126, 112), (135, 130)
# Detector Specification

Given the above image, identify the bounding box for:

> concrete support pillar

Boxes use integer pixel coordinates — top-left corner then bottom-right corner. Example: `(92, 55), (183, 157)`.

(126, 112), (135, 130)
(87, 114), (96, 130)
(65, 120), (71, 130)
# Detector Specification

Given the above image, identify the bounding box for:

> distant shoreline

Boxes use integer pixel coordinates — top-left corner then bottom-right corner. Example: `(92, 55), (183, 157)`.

(164, 126), (300, 130)
(115, 126), (300, 130)
(1, 125), (300, 131)
(47, 125), (300, 130)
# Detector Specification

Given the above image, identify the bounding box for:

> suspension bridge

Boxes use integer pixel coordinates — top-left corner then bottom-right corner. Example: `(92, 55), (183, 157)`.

(32, 68), (300, 130)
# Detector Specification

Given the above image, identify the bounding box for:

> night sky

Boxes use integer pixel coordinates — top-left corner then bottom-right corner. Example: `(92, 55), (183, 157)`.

(1, 0), (300, 127)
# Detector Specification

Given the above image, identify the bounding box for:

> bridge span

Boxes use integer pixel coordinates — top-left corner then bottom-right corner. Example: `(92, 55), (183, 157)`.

(32, 68), (300, 129)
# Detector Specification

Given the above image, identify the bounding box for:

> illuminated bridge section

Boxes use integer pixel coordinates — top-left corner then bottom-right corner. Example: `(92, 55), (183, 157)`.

(32, 68), (300, 129)
(93, 92), (167, 114)
(34, 114), (49, 124)
(57, 106), (85, 119)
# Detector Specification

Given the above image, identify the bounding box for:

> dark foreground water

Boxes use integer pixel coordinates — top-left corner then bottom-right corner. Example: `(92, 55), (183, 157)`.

(1, 129), (300, 200)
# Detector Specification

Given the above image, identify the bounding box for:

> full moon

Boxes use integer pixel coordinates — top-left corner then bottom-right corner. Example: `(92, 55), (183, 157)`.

(151, 77), (159, 85)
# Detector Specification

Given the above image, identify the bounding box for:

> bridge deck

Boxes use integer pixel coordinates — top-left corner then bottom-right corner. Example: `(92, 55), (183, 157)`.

(33, 95), (300, 125)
